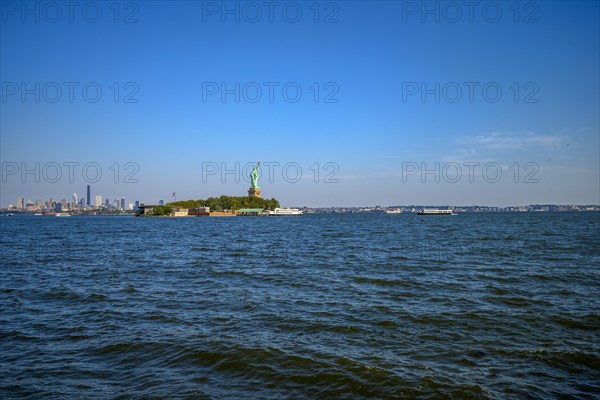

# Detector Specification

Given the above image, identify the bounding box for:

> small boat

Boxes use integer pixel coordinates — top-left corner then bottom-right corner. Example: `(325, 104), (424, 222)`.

(384, 209), (402, 214)
(267, 208), (303, 216)
(55, 213), (71, 217)
(417, 209), (454, 215)
(34, 213), (43, 216)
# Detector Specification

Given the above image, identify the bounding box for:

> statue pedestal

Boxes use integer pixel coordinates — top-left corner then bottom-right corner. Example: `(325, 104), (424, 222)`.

(248, 187), (261, 198)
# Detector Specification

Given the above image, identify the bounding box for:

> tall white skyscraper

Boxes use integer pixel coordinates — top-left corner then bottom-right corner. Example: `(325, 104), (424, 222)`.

(95, 195), (102, 208)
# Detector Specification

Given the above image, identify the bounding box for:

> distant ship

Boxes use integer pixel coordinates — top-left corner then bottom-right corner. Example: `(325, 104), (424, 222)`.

(268, 208), (303, 216)
(55, 213), (71, 217)
(417, 209), (455, 215)
(384, 209), (402, 214)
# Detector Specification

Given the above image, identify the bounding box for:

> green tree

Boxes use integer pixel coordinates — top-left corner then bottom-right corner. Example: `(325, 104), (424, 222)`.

(167, 196), (280, 212)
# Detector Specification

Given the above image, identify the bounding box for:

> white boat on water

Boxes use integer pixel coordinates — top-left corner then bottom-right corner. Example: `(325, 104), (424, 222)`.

(55, 213), (71, 217)
(268, 208), (303, 216)
(384, 209), (402, 214)
(417, 209), (455, 215)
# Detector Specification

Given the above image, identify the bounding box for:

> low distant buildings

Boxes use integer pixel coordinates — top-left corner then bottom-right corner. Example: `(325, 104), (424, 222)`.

(188, 207), (211, 216)
(172, 208), (189, 217)
(208, 211), (237, 217)
(137, 205), (239, 217)
(236, 208), (268, 216)
(137, 205), (160, 215)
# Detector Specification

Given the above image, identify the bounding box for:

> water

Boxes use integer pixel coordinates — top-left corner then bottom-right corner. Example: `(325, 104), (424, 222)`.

(1, 212), (599, 399)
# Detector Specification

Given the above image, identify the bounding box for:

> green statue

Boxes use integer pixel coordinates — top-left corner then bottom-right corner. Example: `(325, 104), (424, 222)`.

(250, 161), (260, 188)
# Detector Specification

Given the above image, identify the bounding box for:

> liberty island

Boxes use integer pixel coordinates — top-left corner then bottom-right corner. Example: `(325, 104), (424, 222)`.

(134, 161), (302, 216)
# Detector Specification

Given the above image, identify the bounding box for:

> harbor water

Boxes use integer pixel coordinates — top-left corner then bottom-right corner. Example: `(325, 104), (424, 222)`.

(1, 212), (599, 398)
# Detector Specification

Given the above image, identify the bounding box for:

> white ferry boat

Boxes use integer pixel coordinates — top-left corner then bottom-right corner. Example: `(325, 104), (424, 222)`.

(55, 213), (71, 217)
(384, 209), (402, 214)
(417, 209), (455, 215)
(268, 208), (303, 216)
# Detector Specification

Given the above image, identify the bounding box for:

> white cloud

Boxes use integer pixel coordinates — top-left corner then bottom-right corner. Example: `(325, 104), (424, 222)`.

(456, 131), (571, 151)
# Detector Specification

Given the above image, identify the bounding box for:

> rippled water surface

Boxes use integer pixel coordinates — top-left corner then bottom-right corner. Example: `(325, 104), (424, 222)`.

(1, 212), (599, 399)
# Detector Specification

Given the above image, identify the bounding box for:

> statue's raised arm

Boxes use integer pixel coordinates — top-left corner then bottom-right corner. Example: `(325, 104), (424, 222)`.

(250, 161), (260, 188)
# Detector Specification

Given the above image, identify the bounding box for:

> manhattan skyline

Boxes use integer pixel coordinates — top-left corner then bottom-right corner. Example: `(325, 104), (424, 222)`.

(1, 1), (599, 208)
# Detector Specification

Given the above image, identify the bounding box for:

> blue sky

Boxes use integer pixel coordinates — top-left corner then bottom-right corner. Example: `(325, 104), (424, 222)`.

(1, 1), (599, 207)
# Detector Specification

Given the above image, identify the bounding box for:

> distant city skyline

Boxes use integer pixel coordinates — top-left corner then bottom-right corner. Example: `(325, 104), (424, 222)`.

(2, 164), (600, 209)
(6, 183), (136, 212)
(1, 2), (598, 207)
(5, 182), (599, 213)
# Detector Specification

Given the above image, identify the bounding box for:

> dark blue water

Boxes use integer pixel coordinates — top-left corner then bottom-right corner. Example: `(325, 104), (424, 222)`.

(1, 213), (599, 399)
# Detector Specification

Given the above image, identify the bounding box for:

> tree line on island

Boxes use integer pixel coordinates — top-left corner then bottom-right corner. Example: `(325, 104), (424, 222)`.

(145, 196), (281, 216)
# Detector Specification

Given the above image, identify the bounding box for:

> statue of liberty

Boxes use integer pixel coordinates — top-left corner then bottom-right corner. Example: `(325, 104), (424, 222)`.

(250, 161), (260, 188)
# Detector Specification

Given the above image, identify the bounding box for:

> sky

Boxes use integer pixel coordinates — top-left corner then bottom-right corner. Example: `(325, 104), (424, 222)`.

(1, 0), (599, 207)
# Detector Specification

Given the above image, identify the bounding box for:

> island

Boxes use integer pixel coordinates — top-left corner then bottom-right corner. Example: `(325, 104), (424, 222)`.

(136, 195), (280, 217)
(135, 161), (297, 217)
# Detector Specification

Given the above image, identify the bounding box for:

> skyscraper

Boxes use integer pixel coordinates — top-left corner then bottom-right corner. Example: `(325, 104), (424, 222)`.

(17, 197), (24, 209)
(159, 200), (164, 206)
(72, 193), (78, 209)
(120, 197), (125, 210)
(87, 185), (91, 206)
(95, 195), (102, 208)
